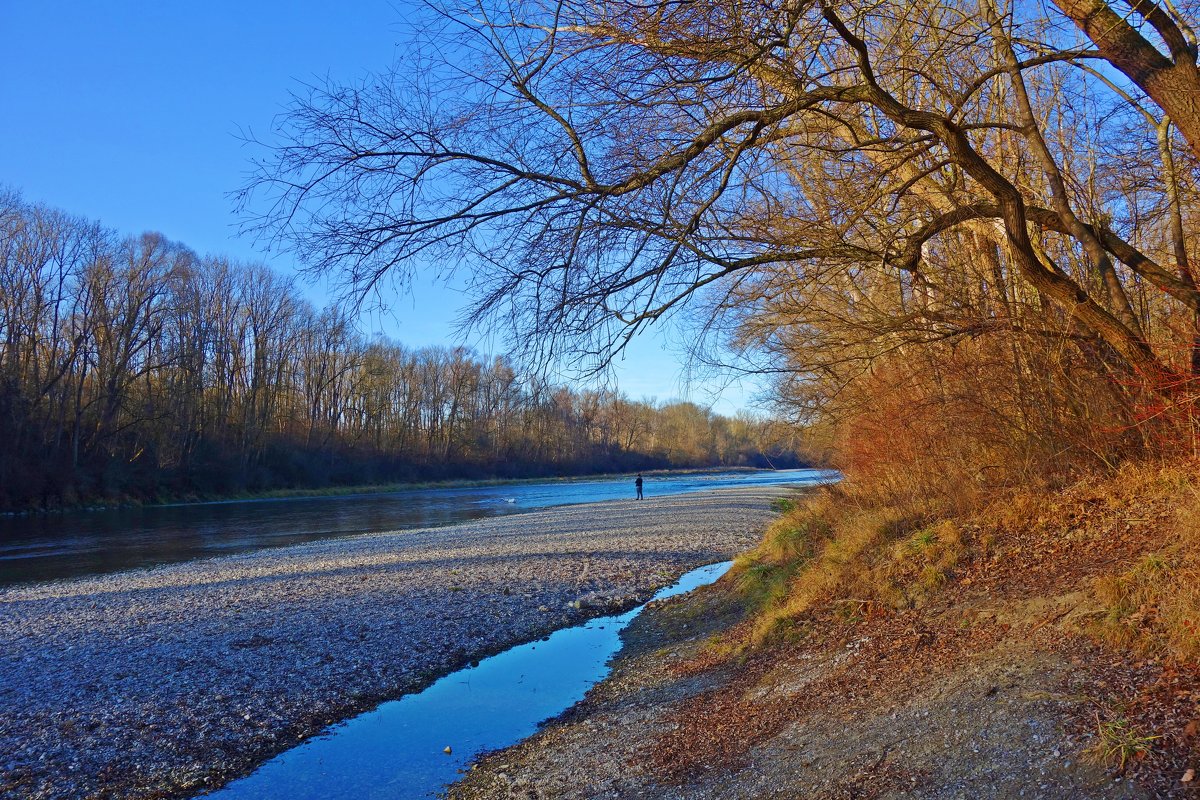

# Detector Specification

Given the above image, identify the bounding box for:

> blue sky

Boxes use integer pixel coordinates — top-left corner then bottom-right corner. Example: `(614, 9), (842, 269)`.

(0, 1), (761, 413)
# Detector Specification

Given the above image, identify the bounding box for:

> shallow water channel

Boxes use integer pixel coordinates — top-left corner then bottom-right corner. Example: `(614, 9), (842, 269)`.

(205, 560), (732, 799)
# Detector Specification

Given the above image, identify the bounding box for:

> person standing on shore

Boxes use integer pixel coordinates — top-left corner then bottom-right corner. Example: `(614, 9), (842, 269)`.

(635, 473), (644, 500)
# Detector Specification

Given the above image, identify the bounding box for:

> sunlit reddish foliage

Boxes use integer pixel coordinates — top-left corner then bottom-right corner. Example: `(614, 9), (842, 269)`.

(826, 337), (1137, 511)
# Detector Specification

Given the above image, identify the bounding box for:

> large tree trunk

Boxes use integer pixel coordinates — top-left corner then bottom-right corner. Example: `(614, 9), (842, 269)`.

(1053, 0), (1200, 158)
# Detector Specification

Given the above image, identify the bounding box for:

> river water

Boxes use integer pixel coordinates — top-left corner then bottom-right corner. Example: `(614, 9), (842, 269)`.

(0, 468), (834, 586)
(207, 560), (733, 800)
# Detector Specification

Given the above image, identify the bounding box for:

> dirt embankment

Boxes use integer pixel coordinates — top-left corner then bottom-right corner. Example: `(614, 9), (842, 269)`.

(451, 469), (1200, 799)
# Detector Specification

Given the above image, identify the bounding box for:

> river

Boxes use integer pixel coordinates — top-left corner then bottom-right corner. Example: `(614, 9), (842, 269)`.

(0, 468), (835, 586)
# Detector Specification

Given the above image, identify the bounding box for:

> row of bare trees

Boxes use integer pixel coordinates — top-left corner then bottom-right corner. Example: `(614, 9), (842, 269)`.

(0, 193), (800, 509)
(239, 0), (1200, 503)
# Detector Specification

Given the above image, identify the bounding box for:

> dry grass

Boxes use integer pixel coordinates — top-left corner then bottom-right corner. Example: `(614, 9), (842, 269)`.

(730, 493), (832, 611)
(737, 460), (1200, 657)
(729, 487), (971, 645)
(881, 519), (965, 600)
(731, 459), (1200, 667)
(1090, 484), (1200, 661)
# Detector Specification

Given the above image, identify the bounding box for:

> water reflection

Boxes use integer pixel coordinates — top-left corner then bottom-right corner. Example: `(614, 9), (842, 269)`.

(0, 469), (836, 586)
(207, 561), (732, 800)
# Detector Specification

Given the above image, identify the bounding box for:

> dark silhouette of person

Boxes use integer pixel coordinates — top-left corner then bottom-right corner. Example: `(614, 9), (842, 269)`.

(635, 473), (644, 500)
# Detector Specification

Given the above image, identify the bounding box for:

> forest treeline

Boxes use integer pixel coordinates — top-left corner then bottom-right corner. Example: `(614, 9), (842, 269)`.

(0, 193), (802, 510)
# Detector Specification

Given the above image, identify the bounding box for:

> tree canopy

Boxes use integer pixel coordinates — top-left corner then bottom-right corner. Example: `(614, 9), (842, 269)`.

(239, 0), (1200, 494)
(242, 0), (1200, 379)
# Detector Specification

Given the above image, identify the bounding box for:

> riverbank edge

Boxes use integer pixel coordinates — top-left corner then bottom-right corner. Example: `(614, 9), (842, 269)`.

(445, 566), (758, 799)
(0, 465), (824, 517)
(183, 578), (745, 798)
(185, 590), (663, 799)
(444, 548), (1134, 799)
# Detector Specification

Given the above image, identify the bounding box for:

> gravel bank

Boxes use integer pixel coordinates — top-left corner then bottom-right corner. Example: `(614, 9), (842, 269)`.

(0, 486), (784, 799)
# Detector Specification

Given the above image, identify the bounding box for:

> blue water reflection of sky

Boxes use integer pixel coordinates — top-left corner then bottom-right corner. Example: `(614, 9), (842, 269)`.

(207, 561), (732, 800)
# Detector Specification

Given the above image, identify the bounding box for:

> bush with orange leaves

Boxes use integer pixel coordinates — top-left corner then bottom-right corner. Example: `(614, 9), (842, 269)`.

(816, 334), (1140, 513)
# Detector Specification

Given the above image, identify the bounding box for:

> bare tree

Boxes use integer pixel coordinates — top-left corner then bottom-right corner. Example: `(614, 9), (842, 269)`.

(239, 0), (1200, 401)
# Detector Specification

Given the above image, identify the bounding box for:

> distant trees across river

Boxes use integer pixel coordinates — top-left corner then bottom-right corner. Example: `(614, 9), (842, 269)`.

(0, 194), (803, 510)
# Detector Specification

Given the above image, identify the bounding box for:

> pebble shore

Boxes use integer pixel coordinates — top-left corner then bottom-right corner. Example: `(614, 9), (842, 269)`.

(0, 486), (783, 799)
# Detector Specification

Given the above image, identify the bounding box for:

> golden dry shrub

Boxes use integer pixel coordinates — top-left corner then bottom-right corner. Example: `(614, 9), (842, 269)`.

(1092, 485), (1200, 661)
(827, 335), (1137, 513)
